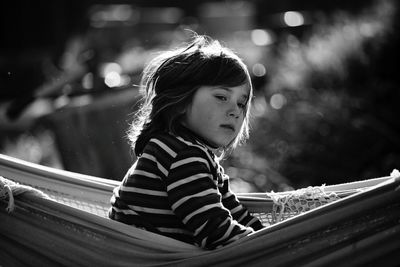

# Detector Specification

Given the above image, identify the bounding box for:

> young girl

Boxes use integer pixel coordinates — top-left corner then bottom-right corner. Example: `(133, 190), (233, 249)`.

(109, 35), (264, 250)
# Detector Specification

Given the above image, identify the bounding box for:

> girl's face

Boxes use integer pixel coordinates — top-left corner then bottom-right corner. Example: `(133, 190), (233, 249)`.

(183, 84), (250, 148)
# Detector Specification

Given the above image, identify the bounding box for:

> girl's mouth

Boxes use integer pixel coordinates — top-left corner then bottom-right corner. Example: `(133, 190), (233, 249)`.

(220, 124), (235, 132)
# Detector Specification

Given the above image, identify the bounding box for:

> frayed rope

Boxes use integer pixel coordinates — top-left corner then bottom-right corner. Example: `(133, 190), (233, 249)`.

(0, 176), (49, 213)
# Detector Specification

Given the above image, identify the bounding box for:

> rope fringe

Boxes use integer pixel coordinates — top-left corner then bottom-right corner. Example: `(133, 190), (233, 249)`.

(0, 176), (49, 213)
(267, 185), (340, 224)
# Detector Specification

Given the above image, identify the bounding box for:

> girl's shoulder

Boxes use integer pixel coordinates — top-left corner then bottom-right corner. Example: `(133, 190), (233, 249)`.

(144, 131), (213, 160)
(141, 132), (218, 174)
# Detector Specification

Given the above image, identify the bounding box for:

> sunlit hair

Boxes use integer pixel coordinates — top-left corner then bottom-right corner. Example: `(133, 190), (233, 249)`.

(129, 35), (253, 156)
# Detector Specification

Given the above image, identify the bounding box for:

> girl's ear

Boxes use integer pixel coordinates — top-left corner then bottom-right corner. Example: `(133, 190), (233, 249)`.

(178, 108), (187, 122)
(172, 106), (187, 125)
(181, 102), (192, 115)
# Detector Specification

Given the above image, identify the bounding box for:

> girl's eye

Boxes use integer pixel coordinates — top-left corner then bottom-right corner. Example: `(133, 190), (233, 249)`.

(215, 95), (227, 101)
(238, 103), (246, 109)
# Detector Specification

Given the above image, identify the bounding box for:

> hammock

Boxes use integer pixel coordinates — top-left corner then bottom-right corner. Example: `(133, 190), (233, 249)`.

(1, 153), (399, 267)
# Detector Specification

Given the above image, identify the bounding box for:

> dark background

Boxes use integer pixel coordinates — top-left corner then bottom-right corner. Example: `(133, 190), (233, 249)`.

(1, 0), (399, 192)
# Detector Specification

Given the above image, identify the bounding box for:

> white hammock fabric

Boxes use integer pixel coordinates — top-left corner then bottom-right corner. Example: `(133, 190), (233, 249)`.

(1, 153), (400, 266)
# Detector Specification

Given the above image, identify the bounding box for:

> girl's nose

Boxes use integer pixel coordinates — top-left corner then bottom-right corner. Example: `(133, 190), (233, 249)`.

(227, 105), (240, 118)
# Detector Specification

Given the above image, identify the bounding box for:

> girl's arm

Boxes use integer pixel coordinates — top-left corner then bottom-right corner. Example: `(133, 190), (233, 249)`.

(166, 148), (254, 249)
(219, 177), (264, 231)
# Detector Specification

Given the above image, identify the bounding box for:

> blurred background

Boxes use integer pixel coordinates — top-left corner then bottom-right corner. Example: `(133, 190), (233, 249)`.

(1, 0), (399, 193)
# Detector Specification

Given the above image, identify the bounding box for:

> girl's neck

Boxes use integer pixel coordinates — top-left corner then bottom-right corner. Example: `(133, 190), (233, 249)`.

(176, 123), (220, 151)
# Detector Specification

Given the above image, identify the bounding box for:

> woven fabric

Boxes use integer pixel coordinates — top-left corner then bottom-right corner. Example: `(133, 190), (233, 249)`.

(1, 153), (400, 266)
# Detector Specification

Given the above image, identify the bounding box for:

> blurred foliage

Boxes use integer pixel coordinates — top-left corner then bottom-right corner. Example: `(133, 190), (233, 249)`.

(225, 0), (400, 192)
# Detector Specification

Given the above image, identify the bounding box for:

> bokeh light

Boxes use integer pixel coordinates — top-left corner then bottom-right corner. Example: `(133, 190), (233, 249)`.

(102, 62), (122, 77)
(252, 63), (266, 77)
(270, 93), (287, 109)
(104, 72), (122, 87)
(283, 11), (304, 27)
(251, 29), (273, 46)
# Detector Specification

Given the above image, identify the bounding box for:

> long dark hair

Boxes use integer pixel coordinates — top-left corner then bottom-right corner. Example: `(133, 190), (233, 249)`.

(129, 35), (253, 156)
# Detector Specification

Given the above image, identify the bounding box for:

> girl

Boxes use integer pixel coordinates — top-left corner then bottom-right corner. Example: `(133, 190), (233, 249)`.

(109, 35), (264, 250)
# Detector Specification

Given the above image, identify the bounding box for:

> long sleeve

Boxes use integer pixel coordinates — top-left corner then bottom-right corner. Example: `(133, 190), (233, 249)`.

(165, 148), (254, 249)
(219, 172), (264, 231)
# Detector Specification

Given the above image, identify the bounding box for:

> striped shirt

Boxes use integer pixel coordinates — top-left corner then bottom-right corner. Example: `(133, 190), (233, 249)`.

(109, 128), (263, 249)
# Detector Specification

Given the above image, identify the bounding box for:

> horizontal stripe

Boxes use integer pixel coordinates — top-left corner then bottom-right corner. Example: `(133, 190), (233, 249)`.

(132, 170), (160, 179)
(120, 185), (167, 196)
(167, 173), (212, 191)
(171, 188), (216, 210)
(156, 227), (192, 235)
(170, 157), (210, 170)
(183, 203), (222, 224)
(129, 205), (175, 215)
(112, 206), (139, 216)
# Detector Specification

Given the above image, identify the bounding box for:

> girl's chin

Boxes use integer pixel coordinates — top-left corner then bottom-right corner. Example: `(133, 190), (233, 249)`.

(203, 138), (223, 148)
(209, 138), (233, 148)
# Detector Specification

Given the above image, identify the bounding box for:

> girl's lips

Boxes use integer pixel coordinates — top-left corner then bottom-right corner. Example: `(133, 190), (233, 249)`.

(220, 124), (235, 132)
